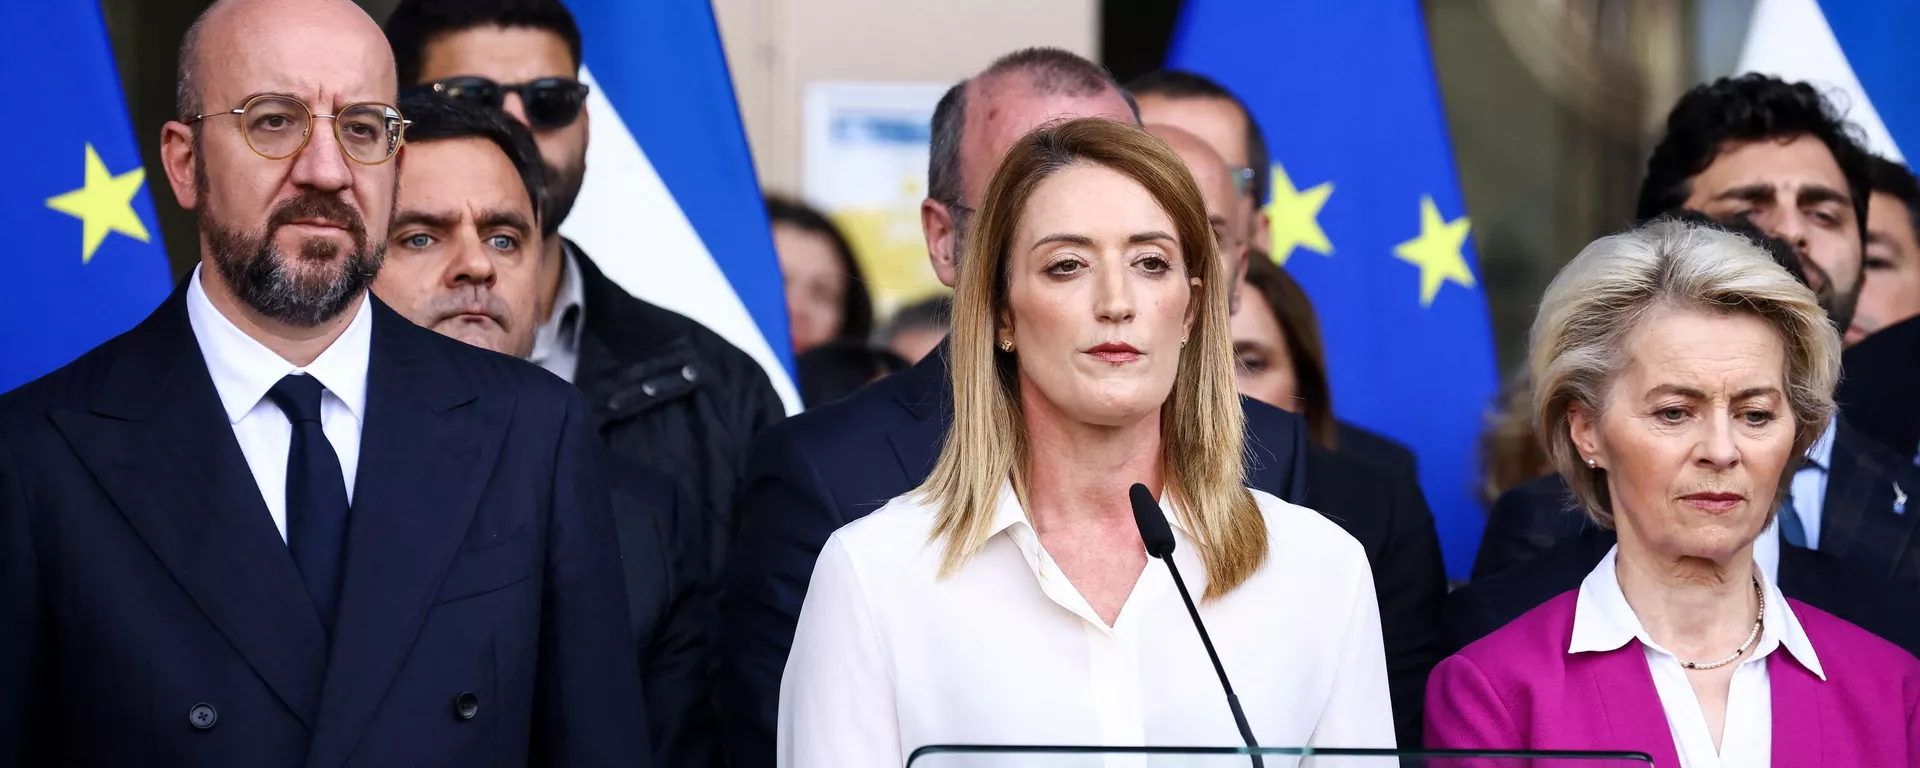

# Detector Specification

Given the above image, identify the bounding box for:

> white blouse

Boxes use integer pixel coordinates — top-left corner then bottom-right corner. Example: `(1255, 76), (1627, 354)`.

(777, 482), (1395, 767)
(1570, 546), (1825, 768)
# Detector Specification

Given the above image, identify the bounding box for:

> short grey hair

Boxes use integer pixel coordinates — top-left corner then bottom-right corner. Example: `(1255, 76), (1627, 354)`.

(1530, 217), (1841, 528)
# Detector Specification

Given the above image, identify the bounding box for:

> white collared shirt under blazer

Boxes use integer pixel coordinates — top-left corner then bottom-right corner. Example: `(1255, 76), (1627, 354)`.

(777, 482), (1395, 767)
(1571, 546), (1824, 768)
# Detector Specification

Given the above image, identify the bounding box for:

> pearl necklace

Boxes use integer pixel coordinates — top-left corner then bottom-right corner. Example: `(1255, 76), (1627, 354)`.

(1677, 578), (1766, 671)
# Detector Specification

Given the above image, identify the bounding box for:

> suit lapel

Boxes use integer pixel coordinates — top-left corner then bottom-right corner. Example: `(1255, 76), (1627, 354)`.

(1769, 651), (1825, 764)
(1821, 425), (1917, 579)
(304, 302), (510, 767)
(1573, 645), (1681, 766)
(882, 344), (951, 484)
(51, 289), (328, 726)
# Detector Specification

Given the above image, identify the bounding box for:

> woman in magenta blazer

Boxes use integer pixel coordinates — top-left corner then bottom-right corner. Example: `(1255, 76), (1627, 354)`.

(1427, 219), (1920, 766)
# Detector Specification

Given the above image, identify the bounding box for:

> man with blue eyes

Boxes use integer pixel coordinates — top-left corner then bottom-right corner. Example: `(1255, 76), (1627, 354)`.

(375, 93), (718, 767)
(375, 95), (546, 357)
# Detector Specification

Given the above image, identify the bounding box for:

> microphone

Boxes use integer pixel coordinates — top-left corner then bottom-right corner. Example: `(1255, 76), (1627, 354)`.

(1130, 483), (1263, 766)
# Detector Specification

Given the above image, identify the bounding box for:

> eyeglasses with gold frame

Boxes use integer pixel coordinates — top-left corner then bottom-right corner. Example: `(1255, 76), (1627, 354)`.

(185, 94), (409, 165)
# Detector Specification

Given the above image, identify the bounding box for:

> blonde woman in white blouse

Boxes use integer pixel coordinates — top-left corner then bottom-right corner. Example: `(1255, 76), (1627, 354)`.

(777, 118), (1394, 767)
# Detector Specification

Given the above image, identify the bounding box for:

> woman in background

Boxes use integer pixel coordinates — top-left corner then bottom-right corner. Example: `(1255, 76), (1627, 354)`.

(1232, 253), (1336, 446)
(766, 194), (874, 355)
(1427, 218), (1920, 765)
(778, 118), (1392, 766)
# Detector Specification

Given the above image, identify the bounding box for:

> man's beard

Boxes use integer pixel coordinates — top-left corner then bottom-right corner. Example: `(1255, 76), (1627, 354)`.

(200, 183), (384, 328)
(543, 150), (586, 237)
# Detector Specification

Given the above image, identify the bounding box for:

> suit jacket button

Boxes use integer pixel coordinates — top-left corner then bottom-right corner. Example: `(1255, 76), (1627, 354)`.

(188, 703), (217, 730)
(453, 692), (479, 720)
(681, 365), (697, 383)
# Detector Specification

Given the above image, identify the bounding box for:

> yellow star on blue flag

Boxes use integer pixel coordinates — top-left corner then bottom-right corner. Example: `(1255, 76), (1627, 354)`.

(1170, 0), (1497, 578)
(1394, 196), (1475, 307)
(6, 1), (170, 394)
(45, 144), (151, 264)
(1266, 161), (1334, 264)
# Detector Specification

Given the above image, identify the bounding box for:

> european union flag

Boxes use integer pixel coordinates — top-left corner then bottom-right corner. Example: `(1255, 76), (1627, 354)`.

(1170, 1), (1497, 577)
(2, 1), (170, 394)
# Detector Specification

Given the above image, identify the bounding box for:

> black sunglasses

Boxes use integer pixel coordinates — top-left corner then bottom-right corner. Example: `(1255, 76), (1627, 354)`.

(413, 76), (590, 130)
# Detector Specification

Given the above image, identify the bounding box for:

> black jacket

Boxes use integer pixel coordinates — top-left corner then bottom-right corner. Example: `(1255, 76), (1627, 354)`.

(1473, 418), (1920, 587)
(1335, 420), (1418, 481)
(1839, 312), (1920, 461)
(0, 288), (646, 765)
(1302, 444), (1447, 750)
(608, 461), (718, 768)
(570, 246), (787, 578)
(717, 346), (1310, 768)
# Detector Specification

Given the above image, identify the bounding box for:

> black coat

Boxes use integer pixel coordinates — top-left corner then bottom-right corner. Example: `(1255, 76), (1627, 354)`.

(1302, 444), (1447, 750)
(570, 246), (787, 579)
(1839, 312), (1920, 461)
(608, 462), (717, 768)
(717, 346), (1311, 768)
(0, 287), (646, 765)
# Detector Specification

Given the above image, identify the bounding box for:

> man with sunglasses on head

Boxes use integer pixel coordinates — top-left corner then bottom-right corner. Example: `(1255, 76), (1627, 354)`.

(385, 0), (787, 584)
(0, 0), (646, 765)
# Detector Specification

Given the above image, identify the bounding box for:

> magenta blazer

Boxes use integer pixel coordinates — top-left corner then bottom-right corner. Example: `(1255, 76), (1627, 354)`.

(1426, 591), (1920, 766)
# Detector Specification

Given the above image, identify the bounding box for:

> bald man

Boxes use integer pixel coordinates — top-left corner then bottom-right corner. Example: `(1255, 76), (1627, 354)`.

(1148, 123), (1252, 312)
(0, 1), (647, 764)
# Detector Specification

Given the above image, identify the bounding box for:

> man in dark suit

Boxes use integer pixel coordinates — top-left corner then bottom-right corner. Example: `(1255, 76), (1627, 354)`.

(717, 49), (1315, 767)
(1838, 157), (1920, 461)
(0, 2), (645, 763)
(371, 93), (714, 766)
(384, 0), (787, 581)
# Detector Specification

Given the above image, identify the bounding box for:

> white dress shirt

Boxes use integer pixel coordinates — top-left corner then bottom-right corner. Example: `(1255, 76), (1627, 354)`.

(528, 245), (586, 384)
(186, 266), (371, 541)
(778, 482), (1395, 767)
(1570, 546), (1825, 768)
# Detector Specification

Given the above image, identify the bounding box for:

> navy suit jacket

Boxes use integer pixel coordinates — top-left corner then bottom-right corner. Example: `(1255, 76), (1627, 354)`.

(0, 288), (646, 766)
(717, 346), (1309, 767)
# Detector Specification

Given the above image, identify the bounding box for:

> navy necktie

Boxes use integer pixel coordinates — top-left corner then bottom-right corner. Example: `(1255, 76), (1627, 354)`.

(266, 374), (350, 635)
(1779, 491), (1808, 548)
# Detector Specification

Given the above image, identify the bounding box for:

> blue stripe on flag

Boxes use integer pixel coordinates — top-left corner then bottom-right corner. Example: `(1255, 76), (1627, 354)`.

(1817, 0), (1920, 158)
(563, 0), (793, 374)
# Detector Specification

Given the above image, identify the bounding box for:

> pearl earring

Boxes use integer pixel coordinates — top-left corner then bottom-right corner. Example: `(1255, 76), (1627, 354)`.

(1586, 458), (1598, 469)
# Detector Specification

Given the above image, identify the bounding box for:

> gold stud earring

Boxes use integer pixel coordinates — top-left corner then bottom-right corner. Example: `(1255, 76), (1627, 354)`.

(1000, 339), (1014, 352)
(1180, 337), (1188, 348)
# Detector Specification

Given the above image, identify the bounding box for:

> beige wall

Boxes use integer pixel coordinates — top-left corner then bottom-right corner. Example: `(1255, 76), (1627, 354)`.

(714, 0), (1100, 197)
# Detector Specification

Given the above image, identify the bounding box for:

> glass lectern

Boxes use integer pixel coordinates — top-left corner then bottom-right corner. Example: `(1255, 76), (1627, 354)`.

(905, 745), (1654, 768)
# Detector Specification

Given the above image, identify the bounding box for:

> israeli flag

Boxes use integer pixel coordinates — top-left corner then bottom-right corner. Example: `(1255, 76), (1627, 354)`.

(561, 0), (800, 413)
(1738, 0), (1920, 161)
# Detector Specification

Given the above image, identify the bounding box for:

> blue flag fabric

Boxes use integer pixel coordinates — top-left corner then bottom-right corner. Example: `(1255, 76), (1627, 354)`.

(1170, 1), (1498, 577)
(1818, 0), (1920, 157)
(2, 1), (170, 395)
(559, 0), (800, 411)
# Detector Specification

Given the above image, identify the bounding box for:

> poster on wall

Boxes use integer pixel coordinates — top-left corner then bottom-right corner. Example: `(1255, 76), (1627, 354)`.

(802, 81), (951, 322)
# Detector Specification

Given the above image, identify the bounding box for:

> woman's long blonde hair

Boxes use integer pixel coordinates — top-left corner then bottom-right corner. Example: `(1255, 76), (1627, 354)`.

(914, 117), (1266, 600)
